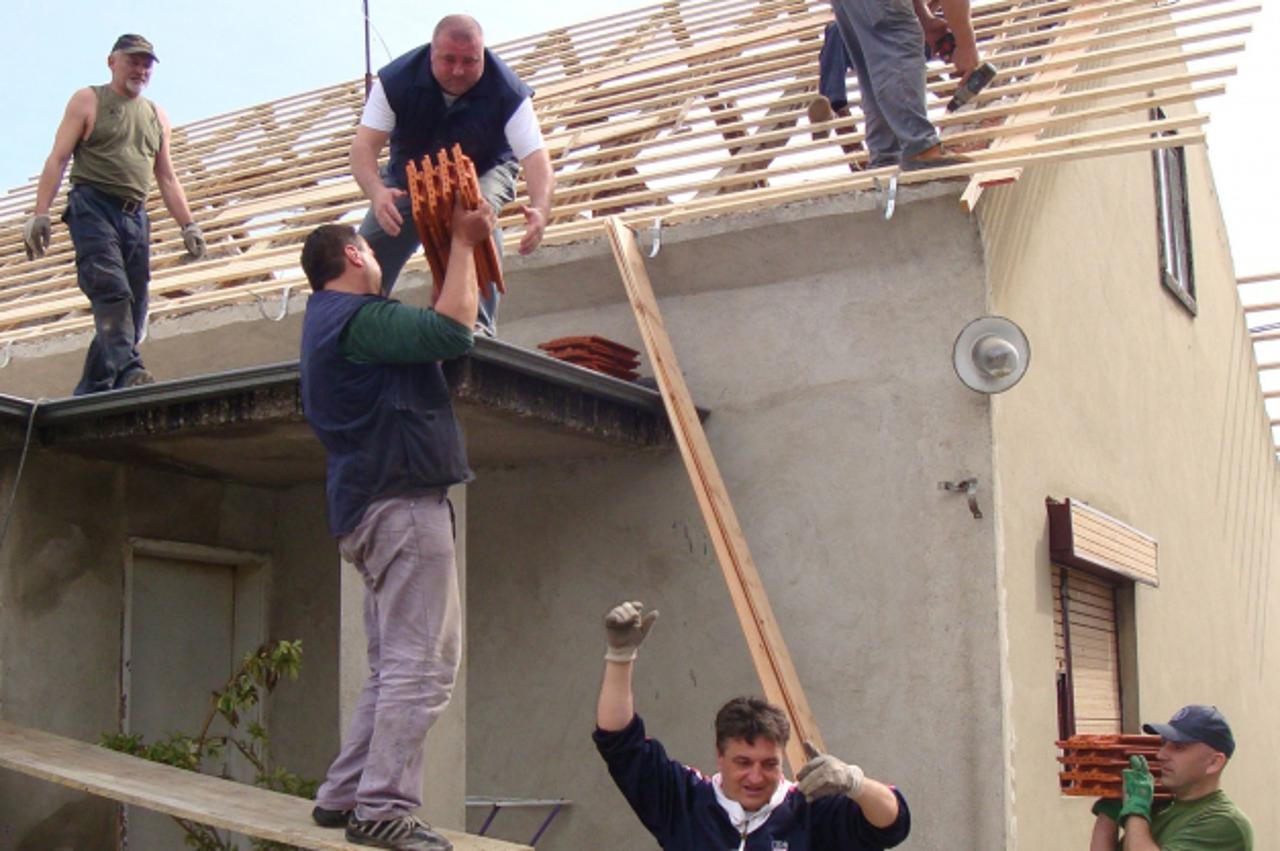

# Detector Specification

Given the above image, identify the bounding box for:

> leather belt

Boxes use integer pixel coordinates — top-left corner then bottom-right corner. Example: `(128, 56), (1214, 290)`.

(78, 184), (144, 215)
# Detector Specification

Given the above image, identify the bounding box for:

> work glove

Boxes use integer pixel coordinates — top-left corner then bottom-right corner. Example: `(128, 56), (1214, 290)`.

(1117, 755), (1155, 824)
(23, 215), (51, 260)
(181, 222), (206, 259)
(796, 741), (864, 801)
(1091, 797), (1122, 822)
(603, 600), (658, 662)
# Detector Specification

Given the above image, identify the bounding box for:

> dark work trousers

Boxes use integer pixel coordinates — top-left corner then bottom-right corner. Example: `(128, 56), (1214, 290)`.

(819, 22), (854, 112)
(359, 159), (519, 337)
(831, 0), (940, 167)
(64, 184), (151, 395)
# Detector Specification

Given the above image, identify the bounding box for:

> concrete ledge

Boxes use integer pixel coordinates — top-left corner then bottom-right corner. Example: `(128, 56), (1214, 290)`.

(0, 342), (678, 483)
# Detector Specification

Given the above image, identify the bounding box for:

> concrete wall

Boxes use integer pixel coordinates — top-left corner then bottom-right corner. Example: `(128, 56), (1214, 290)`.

(465, 190), (1008, 849)
(981, 141), (1280, 846)
(0, 451), (339, 850)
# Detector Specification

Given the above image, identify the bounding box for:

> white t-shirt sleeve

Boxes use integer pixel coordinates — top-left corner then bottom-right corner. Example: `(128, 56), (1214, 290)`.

(505, 97), (545, 161)
(359, 79), (396, 133)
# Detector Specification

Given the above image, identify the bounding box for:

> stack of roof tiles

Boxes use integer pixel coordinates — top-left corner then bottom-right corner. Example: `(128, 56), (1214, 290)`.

(1058, 734), (1171, 800)
(406, 144), (504, 298)
(538, 336), (642, 381)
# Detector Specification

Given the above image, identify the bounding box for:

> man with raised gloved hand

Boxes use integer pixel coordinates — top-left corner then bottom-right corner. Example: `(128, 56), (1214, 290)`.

(594, 601), (911, 850)
(1088, 704), (1252, 850)
(24, 34), (205, 394)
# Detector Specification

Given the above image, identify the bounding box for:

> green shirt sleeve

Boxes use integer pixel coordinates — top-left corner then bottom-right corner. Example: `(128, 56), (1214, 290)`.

(340, 300), (474, 365)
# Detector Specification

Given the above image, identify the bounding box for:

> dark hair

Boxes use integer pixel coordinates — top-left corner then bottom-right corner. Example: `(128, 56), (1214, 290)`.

(301, 224), (360, 291)
(715, 696), (790, 753)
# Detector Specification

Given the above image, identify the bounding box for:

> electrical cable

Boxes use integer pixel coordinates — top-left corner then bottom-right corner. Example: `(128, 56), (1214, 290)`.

(0, 398), (44, 552)
(361, 4), (394, 62)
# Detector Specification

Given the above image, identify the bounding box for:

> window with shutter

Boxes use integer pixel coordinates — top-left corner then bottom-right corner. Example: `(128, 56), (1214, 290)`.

(1053, 564), (1124, 736)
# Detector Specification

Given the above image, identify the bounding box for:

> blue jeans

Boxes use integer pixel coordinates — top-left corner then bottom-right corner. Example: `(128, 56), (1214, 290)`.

(831, 0), (940, 166)
(315, 491), (461, 821)
(819, 22), (854, 112)
(64, 184), (151, 395)
(359, 160), (519, 336)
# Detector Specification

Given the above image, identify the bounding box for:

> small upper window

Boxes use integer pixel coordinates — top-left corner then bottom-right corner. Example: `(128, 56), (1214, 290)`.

(1151, 107), (1196, 314)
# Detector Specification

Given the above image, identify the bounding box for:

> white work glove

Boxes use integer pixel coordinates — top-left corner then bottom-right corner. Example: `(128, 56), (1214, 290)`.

(181, 222), (206, 259)
(23, 215), (51, 260)
(796, 741), (865, 801)
(603, 600), (658, 662)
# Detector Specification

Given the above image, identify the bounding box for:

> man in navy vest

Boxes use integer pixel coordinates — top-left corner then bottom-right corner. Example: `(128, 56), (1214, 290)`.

(595, 601), (912, 851)
(299, 199), (495, 851)
(350, 14), (554, 338)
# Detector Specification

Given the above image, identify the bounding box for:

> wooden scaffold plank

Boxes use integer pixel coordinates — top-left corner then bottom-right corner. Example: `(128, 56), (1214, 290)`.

(0, 720), (529, 851)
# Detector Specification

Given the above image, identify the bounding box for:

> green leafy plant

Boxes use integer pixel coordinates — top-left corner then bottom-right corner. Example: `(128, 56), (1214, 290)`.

(103, 640), (317, 851)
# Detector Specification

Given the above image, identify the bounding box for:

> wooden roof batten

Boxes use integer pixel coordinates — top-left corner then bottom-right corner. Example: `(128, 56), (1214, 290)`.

(1238, 272), (1280, 449)
(0, 0), (1253, 350)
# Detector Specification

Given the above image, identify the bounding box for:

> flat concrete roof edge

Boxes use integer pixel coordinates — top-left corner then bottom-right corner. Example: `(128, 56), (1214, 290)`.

(0, 337), (675, 427)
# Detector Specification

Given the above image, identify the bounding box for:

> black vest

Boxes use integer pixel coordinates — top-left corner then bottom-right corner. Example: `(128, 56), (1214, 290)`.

(380, 44), (532, 189)
(300, 290), (471, 536)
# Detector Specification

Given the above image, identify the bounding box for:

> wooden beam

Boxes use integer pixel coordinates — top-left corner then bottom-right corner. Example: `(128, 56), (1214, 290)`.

(0, 720), (528, 851)
(604, 216), (823, 773)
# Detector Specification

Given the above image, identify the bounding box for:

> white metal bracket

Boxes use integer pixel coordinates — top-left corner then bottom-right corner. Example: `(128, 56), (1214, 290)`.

(255, 285), (295, 322)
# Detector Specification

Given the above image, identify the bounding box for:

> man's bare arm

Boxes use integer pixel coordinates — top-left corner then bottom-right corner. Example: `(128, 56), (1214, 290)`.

(152, 107), (195, 226)
(937, 0), (980, 78)
(33, 88), (96, 216)
(597, 602), (657, 731)
(350, 125), (406, 236)
(517, 148), (554, 255)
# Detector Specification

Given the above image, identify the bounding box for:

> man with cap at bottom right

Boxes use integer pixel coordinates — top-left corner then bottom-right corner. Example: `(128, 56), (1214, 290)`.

(1088, 705), (1253, 850)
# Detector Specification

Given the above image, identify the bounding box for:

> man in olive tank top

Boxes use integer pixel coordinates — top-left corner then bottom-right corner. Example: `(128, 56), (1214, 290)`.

(22, 34), (205, 394)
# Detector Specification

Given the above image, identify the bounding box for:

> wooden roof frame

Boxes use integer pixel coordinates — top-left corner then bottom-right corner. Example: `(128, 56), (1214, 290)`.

(0, 0), (1255, 348)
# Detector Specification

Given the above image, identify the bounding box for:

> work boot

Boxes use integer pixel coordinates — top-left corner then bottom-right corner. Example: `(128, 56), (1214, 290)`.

(312, 805), (352, 828)
(120, 368), (156, 388)
(808, 96), (835, 140)
(901, 143), (973, 171)
(346, 814), (453, 851)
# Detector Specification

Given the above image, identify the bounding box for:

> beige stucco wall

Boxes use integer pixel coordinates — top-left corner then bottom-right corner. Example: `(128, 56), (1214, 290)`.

(981, 140), (1280, 847)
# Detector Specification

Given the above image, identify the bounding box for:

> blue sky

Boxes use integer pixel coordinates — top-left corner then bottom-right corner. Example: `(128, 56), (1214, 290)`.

(1, 1), (1274, 276)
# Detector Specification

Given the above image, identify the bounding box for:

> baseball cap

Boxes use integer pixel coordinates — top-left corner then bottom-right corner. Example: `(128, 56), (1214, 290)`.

(1142, 705), (1235, 758)
(112, 34), (158, 62)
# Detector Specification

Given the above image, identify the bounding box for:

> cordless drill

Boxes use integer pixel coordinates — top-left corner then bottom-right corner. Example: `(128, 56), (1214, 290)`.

(946, 62), (997, 112)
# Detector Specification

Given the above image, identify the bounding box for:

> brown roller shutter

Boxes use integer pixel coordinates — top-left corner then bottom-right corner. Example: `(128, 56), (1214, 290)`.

(1053, 564), (1122, 735)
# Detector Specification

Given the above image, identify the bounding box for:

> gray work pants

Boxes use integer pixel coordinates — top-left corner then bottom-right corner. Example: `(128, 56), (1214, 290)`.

(830, 0), (940, 166)
(315, 491), (461, 821)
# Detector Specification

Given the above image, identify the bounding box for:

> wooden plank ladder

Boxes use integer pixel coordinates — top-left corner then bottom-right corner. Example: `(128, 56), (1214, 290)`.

(0, 719), (530, 851)
(605, 216), (824, 774)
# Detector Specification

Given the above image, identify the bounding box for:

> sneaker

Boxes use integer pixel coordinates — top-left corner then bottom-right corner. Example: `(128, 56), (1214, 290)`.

(312, 804), (351, 828)
(120, 368), (156, 388)
(901, 143), (973, 172)
(346, 814), (453, 851)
